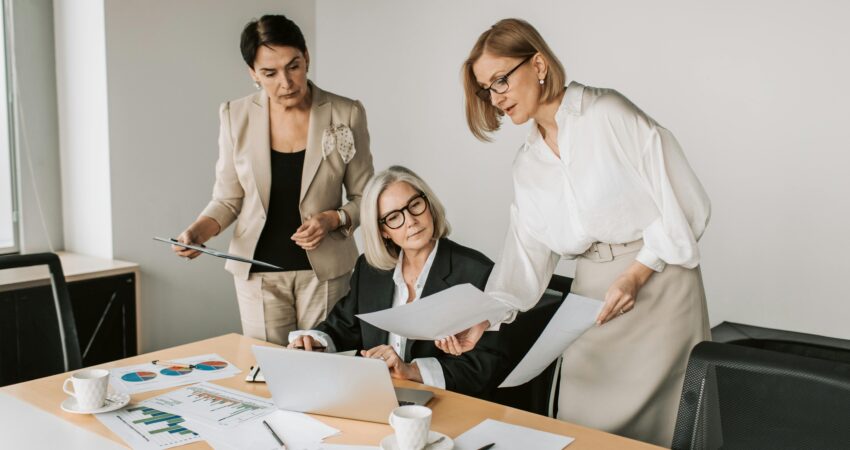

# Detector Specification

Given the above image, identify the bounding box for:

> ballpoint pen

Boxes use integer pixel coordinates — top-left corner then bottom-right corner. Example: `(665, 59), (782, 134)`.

(475, 444), (495, 450)
(263, 420), (286, 449)
(151, 360), (196, 369)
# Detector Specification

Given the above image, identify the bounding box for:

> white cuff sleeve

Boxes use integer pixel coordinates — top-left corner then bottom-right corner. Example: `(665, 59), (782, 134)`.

(413, 357), (446, 389)
(635, 246), (667, 273)
(287, 330), (337, 353)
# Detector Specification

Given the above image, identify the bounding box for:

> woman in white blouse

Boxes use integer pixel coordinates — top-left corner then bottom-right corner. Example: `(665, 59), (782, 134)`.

(437, 19), (711, 446)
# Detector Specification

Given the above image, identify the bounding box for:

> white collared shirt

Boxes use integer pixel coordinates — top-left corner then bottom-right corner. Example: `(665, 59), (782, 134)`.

(485, 81), (711, 325)
(290, 241), (446, 388)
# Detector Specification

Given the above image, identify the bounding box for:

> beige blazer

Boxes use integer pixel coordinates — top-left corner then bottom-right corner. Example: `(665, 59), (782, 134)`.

(200, 82), (374, 281)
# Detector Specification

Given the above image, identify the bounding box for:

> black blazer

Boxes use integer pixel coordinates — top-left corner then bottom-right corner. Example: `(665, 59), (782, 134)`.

(314, 238), (506, 398)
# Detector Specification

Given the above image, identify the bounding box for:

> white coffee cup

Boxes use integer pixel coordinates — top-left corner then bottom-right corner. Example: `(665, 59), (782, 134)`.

(388, 405), (432, 450)
(62, 369), (110, 411)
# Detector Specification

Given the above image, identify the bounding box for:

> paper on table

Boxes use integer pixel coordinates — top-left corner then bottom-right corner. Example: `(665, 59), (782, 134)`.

(454, 419), (574, 450)
(500, 293), (603, 388)
(95, 404), (202, 450)
(110, 353), (242, 394)
(142, 382), (275, 429)
(187, 409), (340, 450)
(356, 283), (512, 340)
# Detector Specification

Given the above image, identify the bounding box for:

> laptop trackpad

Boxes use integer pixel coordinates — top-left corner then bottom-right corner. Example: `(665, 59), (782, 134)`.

(395, 387), (433, 406)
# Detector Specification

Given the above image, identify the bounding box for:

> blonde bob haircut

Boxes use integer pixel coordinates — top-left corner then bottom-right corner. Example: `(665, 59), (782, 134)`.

(360, 166), (451, 271)
(462, 18), (566, 142)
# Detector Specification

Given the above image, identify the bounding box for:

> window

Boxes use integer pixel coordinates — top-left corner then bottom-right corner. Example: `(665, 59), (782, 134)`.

(0, 1), (17, 254)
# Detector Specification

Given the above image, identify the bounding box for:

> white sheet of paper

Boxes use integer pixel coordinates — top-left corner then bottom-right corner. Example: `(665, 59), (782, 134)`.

(499, 293), (603, 388)
(95, 403), (202, 449)
(141, 382), (275, 429)
(454, 419), (574, 450)
(356, 283), (512, 340)
(187, 409), (340, 450)
(110, 353), (242, 394)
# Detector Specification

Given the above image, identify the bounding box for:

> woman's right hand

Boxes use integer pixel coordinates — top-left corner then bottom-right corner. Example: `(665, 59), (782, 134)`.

(435, 320), (490, 356)
(172, 216), (220, 259)
(287, 335), (325, 352)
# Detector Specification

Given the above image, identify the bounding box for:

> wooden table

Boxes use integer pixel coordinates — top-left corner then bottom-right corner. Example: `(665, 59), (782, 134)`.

(0, 334), (661, 449)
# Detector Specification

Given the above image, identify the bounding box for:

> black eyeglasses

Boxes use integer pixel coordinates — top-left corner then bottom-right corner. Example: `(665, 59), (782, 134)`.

(475, 55), (533, 102)
(379, 193), (428, 229)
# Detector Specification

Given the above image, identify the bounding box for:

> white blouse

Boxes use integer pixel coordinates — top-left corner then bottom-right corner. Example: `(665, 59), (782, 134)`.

(485, 81), (710, 325)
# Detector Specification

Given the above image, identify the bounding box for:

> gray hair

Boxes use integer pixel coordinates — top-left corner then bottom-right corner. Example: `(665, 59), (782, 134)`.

(360, 166), (451, 270)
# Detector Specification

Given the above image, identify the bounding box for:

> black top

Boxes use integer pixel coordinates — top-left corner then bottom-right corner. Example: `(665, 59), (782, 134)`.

(313, 238), (508, 399)
(251, 149), (312, 273)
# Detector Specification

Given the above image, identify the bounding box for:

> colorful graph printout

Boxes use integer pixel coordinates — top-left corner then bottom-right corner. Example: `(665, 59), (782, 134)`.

(121, 371), (157, 382)
(160, 367), (192, 376)
(95, 404), (202, 449)
(194, 361), (227, 371)
(110, 353), (241, 394)
(143, 382), (275, 428)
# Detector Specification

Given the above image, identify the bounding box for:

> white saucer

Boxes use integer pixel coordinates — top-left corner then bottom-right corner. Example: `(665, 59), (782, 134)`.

(380, 431), (453, 450)
(61, 392), (130, 414)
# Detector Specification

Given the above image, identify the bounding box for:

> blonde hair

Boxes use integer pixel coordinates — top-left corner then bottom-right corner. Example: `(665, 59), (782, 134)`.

(360, 166), (451, 270)
(462, 18), (566, 141)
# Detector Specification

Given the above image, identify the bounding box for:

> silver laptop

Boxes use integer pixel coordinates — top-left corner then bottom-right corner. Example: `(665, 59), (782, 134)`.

(252, 345), (433, 423)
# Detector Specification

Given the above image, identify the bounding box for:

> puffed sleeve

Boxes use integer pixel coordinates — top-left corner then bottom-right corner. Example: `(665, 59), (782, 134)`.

(484, 204), (560, 327)
(634, 125), (711, 272)
(338, 100), (374, 234)
(200, 102), (244, 231)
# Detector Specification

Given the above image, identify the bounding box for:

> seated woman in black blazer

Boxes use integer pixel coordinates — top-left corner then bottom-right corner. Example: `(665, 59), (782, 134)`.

(288, 165), (505, 398)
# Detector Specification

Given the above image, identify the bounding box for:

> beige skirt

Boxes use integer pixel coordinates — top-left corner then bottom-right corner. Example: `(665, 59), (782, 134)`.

(558, 240), (710, 448)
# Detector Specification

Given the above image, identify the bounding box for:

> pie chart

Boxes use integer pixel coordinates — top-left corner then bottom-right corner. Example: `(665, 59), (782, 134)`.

(121, 371), (157, 382)
(160, 366), (192, 376)
(194, 361), (227, 371)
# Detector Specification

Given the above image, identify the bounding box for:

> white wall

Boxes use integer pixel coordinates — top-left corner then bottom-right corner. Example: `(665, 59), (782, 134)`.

(103, 0), (315, 351)
(53, 0), (112, 258)
(315, 0), (850, 339)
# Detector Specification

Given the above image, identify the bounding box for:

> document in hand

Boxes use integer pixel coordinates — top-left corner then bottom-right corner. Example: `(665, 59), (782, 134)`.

(454, 419), (574, 449)
(499, 293), (603, 388)
(356, 283), (512, 340)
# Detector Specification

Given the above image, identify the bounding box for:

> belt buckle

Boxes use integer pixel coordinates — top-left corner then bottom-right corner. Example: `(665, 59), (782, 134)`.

(594, 243), (614, 262)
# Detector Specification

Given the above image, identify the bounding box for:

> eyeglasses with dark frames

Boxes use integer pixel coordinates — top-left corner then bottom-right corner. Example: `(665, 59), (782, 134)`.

(379, 193), (429, 230)
(475, 55), (534, 102)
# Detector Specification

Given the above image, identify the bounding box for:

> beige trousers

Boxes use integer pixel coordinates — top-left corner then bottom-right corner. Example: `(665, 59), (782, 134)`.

(233, 270), (350, 346)
(558, 240), (710, 448)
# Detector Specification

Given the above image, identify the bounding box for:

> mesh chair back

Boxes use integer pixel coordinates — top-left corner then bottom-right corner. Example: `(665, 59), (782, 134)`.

(0, 253), (82, 385)
(673, 341), (850, 450)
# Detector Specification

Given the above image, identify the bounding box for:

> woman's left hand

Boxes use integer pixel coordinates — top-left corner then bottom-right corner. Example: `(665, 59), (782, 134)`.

(292, 211), (340, 250)
(361, 345), (422, 382)
(596, 261), (655, 325)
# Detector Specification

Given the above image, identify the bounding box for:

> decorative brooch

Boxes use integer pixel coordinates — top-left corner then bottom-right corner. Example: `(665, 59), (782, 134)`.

(321, 124), (356, 163)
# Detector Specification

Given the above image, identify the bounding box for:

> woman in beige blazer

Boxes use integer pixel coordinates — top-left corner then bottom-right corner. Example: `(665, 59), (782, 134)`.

(173, 15), (373, 345)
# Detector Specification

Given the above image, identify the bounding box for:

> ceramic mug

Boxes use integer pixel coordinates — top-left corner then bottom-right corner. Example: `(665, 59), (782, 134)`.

(388, 405), (432, 450)
(62, 369), (110, 411)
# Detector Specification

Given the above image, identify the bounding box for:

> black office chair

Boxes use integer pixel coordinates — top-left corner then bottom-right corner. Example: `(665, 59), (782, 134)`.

(672, 341), (850, 450)
(0, 253), (82, 386)
(490, 274), (572, 417)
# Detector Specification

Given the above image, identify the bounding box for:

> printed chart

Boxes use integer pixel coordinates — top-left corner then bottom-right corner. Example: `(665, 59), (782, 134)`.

(143, 382), (275, 428)
(95, 405), (202, 450)
(110, 353), (241, 394)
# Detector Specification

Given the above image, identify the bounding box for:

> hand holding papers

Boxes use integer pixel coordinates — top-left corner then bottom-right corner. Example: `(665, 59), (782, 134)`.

(356, 284), (512, 340)
(499, 293), (603, 388)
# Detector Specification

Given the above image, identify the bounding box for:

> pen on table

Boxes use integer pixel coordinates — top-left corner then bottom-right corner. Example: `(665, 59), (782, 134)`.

(263, 419), (286, 448)
(475, 444), (495, 450)
(151, 360), (195, 369)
